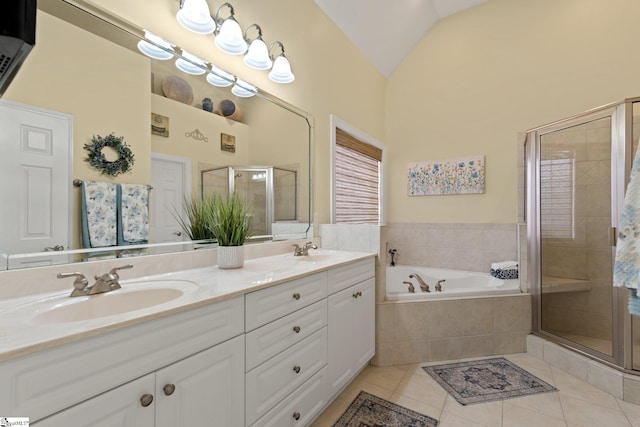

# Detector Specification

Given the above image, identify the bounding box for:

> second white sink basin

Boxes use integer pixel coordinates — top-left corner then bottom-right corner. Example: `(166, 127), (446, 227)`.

(19, 280), (198, 325)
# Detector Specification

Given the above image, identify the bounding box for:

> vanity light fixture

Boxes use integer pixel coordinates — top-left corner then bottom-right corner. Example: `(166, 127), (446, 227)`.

(175, 50), (208, 75)
(213, 3), (247, 55)
(176, 0), (216, 34)
(268, 41), (295, 84)
(231, 79), (256, 97)
(243, 24), (272, 70)
(206, 65), (234, 87)
(137, 31), (175, 60)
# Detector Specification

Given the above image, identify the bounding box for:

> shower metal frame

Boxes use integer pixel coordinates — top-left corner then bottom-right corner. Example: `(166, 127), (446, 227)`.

(525, 97), (640, 372)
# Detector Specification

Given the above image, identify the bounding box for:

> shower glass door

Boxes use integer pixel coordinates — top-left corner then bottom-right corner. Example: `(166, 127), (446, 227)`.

(538, 113), (615, 357)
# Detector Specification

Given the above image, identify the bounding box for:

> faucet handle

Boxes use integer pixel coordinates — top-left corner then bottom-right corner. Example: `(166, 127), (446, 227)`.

(109, 264), (133, 278)
(57, 272), (88, 287)
(58, 272), (89, 296)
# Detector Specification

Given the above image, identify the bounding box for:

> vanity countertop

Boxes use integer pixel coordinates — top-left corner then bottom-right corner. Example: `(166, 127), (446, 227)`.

(0, 249), (375, 362)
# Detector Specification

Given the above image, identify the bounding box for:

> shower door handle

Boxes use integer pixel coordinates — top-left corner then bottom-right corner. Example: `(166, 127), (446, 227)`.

(610, 227), (617, 247)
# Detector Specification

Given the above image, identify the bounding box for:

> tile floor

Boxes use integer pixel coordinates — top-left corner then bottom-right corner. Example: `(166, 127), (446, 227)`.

(311, 353), (640, 427)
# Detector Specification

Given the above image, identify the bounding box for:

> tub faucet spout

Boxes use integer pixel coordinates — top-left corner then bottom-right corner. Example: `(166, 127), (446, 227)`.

(409, 273), (430, 293)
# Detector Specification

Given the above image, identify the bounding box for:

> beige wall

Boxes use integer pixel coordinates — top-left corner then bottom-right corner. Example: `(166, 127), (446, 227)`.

(386, 0), (640, 224)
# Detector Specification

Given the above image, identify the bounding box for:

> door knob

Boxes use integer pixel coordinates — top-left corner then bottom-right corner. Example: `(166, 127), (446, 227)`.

(173, 231), (182, 237)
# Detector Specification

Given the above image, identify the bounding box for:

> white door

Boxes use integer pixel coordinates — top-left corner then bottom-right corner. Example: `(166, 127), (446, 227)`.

(150, 153), (191, 243)
(0, 100), (71, 265)
(327, 286), (356, 397)
(353, 279), (376, 369)
(155, 335), (244, 427)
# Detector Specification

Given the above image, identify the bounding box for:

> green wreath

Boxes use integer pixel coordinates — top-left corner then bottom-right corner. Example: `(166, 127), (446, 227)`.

(84, 133), (135, 177)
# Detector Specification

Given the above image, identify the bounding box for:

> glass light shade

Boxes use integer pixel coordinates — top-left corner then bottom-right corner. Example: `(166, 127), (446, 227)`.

(206, 65), (234, 87)
(137, 31), (175, 60)
(268, 55), (295, 83)
(175, 50), (207, 75)
(215, 18), (247, 55)
(231, 79), (256, 97)
(243, 38), (272, 70)
(176, 0), (216, 34)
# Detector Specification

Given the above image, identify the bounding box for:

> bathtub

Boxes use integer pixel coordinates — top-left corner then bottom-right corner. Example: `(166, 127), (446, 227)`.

(386, 265), (520, 301)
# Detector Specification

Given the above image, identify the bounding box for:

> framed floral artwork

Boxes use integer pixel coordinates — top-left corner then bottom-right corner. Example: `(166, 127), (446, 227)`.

(408, 155), (485, 196)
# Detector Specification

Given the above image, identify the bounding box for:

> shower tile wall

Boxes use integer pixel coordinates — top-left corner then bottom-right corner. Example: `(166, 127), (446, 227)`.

(540, 118), (613, 344)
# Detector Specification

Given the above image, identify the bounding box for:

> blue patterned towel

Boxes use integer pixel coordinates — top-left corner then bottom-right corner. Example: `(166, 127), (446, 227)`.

(614, 142), (640, 292)
(118, 183), (150, 245)
(81, 181), (117, 248)
(630, 290), (640, 316)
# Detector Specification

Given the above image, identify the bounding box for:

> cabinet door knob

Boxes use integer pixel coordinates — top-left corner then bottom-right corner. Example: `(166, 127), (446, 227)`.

(163, 384), (176, 396)
(292, 292), (301, 300)
(352, 292), (359, 299)
(293, 365), (301, 374)
(293, 325), (301, 333)
(293, 412), (301, 421)
(140, 393), (154, 407)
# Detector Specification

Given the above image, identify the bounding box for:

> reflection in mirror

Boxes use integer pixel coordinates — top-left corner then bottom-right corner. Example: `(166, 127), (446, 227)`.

(1, 0), (312, 270)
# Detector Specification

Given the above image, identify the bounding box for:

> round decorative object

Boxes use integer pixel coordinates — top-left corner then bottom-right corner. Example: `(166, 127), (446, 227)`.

(84, 133), (135, 177)
(216, 99), (243, 122)
(162, 75), (194, 105)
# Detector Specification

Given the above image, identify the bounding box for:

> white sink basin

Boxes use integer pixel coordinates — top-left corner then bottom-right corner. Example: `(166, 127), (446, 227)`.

(18, 280), (198, 324)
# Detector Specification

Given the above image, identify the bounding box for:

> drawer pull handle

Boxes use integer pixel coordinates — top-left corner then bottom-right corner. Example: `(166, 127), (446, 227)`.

(293, 412), (301, 421)
(140, 393), (154, 407)
(163, 384), (175, 396)
(293, 325), (301, 333)
(293, 365), (301, 374)
(353, 290), (362, 298)
(293, 292), (301, 300)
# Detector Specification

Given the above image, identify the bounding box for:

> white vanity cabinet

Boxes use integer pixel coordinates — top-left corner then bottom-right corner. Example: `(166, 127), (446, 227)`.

(327, 261), (376, 397)
(3, 295), (244, 425)
(33, 336), (245, 427)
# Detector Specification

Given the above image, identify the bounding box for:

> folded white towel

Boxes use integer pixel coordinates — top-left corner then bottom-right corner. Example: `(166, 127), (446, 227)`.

(491, 261), (518, 270)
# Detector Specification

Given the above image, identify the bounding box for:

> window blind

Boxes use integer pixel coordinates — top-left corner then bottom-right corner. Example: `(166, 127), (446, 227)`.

(540, 157), (574, 239)
(335, 128), (380, 224)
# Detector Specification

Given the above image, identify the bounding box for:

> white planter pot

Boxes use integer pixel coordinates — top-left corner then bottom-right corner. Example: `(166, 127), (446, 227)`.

(218, 245), (245, 269)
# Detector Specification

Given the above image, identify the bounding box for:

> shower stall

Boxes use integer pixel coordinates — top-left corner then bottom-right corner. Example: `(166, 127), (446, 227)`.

(201, 166), (297, 238)
(525, 97), (640, 373)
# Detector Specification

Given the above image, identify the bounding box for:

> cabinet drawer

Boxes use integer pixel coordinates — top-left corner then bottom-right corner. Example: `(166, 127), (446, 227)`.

(251, 366), (328, 427)
(327, 258), (375, 294)
(245, 272), (327, 331)
(246, 299), (327, 371)
(246, 327), (328, 426)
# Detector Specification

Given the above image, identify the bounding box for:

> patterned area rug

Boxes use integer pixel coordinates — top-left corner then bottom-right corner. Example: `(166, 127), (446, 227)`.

(333, 391), (439, 427)
(422, 357), (557, 405)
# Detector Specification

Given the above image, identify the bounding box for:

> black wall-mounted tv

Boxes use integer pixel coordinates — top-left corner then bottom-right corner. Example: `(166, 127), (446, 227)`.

(0, 0), (37, 97)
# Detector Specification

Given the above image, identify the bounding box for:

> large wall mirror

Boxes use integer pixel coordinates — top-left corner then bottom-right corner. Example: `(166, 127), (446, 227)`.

(1, 0), (312, 270)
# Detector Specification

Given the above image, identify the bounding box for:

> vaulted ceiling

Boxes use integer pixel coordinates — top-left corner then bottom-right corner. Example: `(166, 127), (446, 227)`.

(313, 0), (488, 77)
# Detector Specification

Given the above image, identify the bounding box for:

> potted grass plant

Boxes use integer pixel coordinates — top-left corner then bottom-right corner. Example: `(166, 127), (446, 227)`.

(174, 194), (216, 241)
(209, 192), (253, 269)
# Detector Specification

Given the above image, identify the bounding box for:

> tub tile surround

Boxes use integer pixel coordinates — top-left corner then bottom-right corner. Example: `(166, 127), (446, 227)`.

(318, 222), (530, 367)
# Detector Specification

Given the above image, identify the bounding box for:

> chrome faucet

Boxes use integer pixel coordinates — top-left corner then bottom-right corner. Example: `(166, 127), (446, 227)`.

(436, 279), (445, 292)
(409, 273), (430, 293)
(293, 242), (318, 256)
(58, 264), (133, 297)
